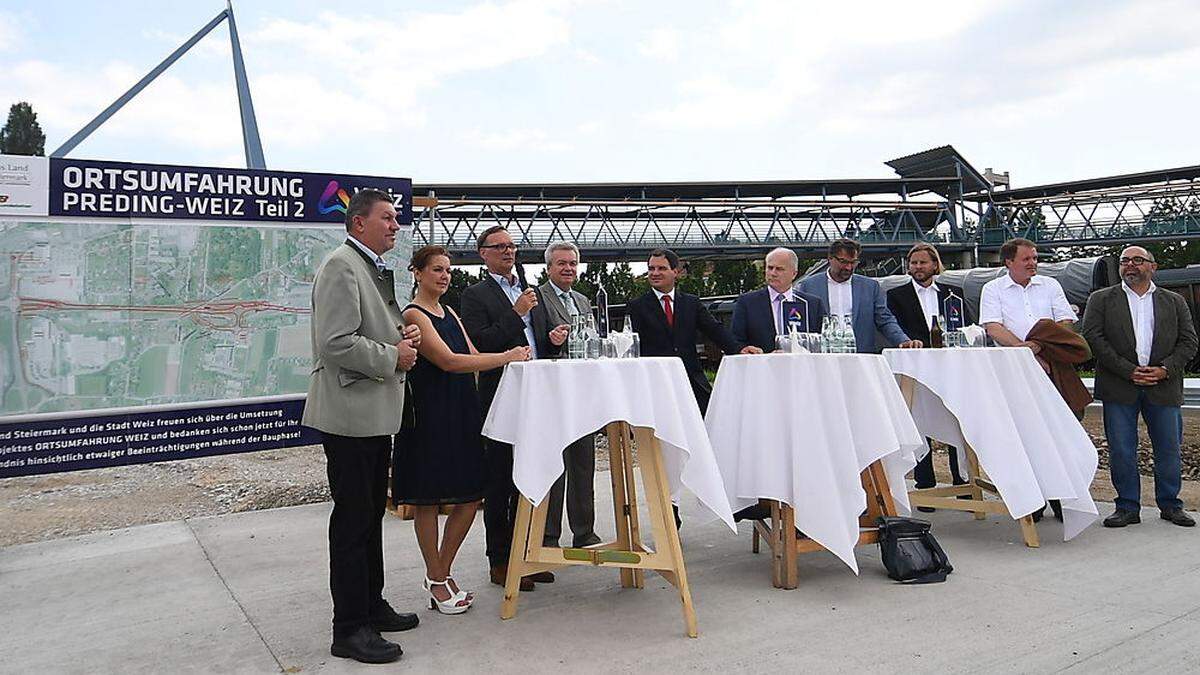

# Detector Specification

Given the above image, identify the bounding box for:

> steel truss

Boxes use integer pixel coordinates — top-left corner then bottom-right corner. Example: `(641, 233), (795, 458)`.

(966, 165), (1200, 248)
(412, 188), (965, 263)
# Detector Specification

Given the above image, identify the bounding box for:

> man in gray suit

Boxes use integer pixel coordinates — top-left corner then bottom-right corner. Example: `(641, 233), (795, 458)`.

(302, 189), (421, 664)
(795, 238), (921, 352)
(1083, 245), (1198, 528)
(536, 241), (603, 548)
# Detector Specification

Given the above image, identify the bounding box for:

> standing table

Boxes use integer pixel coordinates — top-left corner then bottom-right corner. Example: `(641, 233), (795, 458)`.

(883, 347), (1099, 547)
(705, 353), (922, 588)
(482, 357), (735, 637)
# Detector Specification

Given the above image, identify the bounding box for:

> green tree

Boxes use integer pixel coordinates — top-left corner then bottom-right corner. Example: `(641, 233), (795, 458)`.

(677, 258), (760, 296)
(0, 102), (46, 156)
(444, 267), (488, 311)
(575, 261), (648, 303)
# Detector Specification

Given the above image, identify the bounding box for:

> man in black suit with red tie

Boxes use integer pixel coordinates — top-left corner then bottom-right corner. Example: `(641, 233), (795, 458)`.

(886, 243), (974, 507)
(627, 249), (761, 526)
(627, 249), (761, 413)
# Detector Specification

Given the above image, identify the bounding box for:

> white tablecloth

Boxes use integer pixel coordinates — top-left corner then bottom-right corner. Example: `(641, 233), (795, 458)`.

(883, 347), (1099, 540)
(481, 357), (736, 530)
(705, 353), (921, 573)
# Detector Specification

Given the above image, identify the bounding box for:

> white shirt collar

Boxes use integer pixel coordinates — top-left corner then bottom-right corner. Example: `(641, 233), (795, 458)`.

(1001, 273), (1043, 289)
(912, 278), (939, 294)
(653, 288), (675, 302)
(827, 271), (851, 287)
(489, 270), (519, 287)
(347, 235), (385, 268)
(550, 280), (573, 296)
(1122, 281), (1157, 298)
(769, 286), (792, 301)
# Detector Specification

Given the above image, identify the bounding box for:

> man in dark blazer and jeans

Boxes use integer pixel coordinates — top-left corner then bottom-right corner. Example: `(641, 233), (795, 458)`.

(460, 225), (560, 589)
(886, 243), (973, 504)
(1083, 245), (1198, 528)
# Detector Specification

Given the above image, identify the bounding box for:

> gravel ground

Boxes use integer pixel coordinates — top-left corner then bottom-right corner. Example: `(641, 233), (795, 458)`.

(2, 420), (1196, 548)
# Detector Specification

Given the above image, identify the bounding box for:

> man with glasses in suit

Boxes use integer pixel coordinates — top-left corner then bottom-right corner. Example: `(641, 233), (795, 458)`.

(460, 226), (558, 590)
(1083, 246), (1198, 528)
(534, 241), (603, 548)
(795, 238), (922, 352)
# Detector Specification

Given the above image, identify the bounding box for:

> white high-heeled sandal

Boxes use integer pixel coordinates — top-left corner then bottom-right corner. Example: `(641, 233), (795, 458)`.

(445, 574), (474, 603)
(424, 577), (470, 615)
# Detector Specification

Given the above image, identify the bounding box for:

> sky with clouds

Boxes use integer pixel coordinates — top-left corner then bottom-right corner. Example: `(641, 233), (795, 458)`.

(1, 0), (1198, 188)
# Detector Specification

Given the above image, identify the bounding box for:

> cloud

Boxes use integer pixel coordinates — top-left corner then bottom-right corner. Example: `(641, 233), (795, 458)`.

(141, 27), (231, 60)
(637, 28), (679, 62)
(0, 0), (577, 165)
(460, 127), (572, 152)
(0, 11), (22, 51)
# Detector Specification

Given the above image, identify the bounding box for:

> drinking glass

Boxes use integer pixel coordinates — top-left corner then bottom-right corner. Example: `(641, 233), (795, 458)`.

(627, 333), (640, 358)
(585, 335), (601, 359)
(806, 332), (823, 354)
(601, 337), (619, 359)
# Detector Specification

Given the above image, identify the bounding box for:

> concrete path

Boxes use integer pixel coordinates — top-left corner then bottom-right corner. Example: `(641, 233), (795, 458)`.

(2, 478), (1198, 674)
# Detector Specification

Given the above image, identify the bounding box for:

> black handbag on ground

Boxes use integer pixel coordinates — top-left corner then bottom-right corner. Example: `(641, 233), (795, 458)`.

(876, 516), (953, 584)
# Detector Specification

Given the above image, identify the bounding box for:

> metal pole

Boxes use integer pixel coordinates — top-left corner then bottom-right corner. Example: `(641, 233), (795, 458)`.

(226, 0), (266, 169)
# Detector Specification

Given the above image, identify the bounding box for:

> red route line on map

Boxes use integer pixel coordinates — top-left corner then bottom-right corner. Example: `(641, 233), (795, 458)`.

(16, 298), (310, 332)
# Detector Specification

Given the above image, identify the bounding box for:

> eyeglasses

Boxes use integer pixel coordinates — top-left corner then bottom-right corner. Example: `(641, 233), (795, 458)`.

(1119, 256), (1153, 266)
(481, 243), (518, 252)
(832, 255), (860, 266)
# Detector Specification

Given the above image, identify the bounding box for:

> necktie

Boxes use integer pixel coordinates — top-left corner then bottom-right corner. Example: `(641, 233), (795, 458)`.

(662, 294), (674, 328)
(561, 291), (578, 317)
(774, 293), (785, 333)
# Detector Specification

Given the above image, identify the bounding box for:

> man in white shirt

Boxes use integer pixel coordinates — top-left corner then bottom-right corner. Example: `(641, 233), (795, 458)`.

(1082, 246), (1198, 528)
(979, 237), (1078, 522)
(979, 238), (1077, 348)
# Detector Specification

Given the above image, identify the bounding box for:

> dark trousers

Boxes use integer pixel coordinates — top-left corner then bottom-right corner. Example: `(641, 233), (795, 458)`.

(484, 438), (520, 567)
(323, 432), (390, 637)
(1103, 391), (1184, 513)
(913, 441), (967, 489)
(544, 435), (598, 547)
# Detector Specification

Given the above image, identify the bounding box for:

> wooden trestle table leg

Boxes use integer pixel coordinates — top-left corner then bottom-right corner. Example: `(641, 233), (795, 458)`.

(632, 426), (698, 638)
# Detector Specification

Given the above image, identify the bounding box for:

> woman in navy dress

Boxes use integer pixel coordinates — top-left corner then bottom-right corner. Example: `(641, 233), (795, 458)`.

(394, 245), (529, 614)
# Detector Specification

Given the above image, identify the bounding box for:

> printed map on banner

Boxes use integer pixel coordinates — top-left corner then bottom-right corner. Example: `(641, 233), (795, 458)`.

(0, 221), (412, 416)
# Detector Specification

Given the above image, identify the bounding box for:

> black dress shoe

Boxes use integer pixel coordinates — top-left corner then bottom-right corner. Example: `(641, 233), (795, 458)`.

(370, 600), (419, 633)
(916, 506), (936, 513)
(529, 570), (555, 583)
(1160, 508), (1196, 527)
(573, 532), (603, 548)
(1103, 509), (1141, 528)
(733, 503), (772, 522)
(331, 626), (401, 664)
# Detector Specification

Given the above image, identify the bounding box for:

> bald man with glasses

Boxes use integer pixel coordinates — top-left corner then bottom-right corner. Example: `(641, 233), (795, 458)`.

(1083, 246), (1198, 528)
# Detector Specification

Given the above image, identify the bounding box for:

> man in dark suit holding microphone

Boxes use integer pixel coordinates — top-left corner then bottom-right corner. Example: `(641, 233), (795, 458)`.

(460, 225), (560, 590)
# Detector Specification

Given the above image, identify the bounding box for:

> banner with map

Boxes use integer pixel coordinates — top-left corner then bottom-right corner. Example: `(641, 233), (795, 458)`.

(0, 156), (413, 477)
